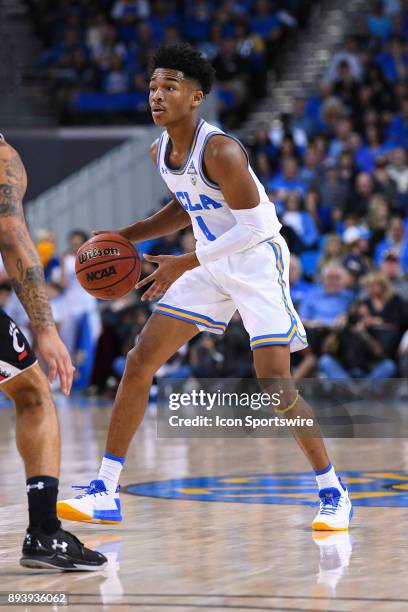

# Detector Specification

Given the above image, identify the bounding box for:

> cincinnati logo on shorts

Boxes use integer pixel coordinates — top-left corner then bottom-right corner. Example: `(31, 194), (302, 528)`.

(9, 321), (27, 361)
(79, 247), (119, 264)
(86, 265), (117, 282)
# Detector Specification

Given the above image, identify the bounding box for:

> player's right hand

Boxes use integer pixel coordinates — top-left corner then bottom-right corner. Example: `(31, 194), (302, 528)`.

(36, 327), (75, 395)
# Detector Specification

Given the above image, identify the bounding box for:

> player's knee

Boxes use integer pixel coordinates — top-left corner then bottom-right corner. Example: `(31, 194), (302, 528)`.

(258, 379), (298, 413)
(14, 382), (45, 416)
(124, 346), (156, 381)
(10, 367), (51, 416)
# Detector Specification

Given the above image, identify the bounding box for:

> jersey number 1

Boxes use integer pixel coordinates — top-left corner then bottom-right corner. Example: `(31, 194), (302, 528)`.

(176, 191), (220, 241)
(196, 215), (216, 241)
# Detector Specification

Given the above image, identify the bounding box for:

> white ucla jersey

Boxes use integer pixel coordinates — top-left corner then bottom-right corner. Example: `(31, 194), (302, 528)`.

(156, 118), (281, 245)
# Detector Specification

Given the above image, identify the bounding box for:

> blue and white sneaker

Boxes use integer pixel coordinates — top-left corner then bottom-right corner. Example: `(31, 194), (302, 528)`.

(57, 480), (122, 525)
(312, 480), (353, 531)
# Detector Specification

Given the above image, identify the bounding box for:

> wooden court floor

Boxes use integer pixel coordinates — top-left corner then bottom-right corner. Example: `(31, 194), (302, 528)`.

(0, 397), (408, 611)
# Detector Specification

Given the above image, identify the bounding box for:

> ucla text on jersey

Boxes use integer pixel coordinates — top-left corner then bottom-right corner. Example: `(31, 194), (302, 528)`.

(156, 119), (281, 245)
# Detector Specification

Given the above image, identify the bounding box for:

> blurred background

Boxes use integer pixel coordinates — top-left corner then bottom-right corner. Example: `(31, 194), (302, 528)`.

(1, 0), (408, 396)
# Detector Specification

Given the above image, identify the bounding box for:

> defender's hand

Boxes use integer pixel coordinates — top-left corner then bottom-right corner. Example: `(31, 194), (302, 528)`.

(136, 253), (199, 302)
(36, 327), (75, 395)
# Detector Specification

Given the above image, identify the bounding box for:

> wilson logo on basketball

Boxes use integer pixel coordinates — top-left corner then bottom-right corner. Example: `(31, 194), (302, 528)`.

(86, 265), (117, 282)
(79, 247), (120, 264)
(75, 233), (141, 300)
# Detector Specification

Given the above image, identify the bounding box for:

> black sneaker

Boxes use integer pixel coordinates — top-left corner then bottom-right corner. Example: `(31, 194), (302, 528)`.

(20, 527), (107, 571)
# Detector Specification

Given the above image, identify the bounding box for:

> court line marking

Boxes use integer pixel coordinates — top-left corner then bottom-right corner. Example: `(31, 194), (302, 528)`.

(65, 594), (408, 603)
(60, 604), (347, 611)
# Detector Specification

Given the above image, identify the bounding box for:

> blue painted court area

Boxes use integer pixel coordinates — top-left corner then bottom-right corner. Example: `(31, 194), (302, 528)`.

(125, 471), (408, 507)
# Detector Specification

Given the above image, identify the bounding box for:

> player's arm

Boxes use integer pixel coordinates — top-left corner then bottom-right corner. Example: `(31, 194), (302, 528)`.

(137, 137), (277, 301)
(0, 144), (53, 329)
(95, 140), (191, 241)
(193, 136), (277, 264)
(0, 141), (74, 394)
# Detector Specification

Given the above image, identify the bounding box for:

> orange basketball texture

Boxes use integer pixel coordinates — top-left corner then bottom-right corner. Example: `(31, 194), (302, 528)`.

(75, 233), (141, 300)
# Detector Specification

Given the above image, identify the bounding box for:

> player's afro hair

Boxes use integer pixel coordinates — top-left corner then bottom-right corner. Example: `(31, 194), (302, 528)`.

(151, 43), (215, 95)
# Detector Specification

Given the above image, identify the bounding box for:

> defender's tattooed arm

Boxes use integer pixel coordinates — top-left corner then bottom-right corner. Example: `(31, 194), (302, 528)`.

(0, 135), (74, 394)
(0, 137), (54, 331)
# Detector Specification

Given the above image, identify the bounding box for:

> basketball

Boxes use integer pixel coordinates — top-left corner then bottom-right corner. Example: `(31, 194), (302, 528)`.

(75, 232), (141, 300)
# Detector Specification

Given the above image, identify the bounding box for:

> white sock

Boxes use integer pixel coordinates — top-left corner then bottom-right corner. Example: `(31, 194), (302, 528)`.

(315, 464), (342, 492)
(98, 454), (125, 493)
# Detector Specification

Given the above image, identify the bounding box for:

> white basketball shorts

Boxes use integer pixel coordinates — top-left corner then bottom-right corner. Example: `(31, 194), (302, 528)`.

(154, 233), (307, 352)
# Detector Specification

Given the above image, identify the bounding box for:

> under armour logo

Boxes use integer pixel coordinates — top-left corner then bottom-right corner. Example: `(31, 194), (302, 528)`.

(52, 540), (68, 553)
(161, 166), (168, 174)
(26, 482), (45, 492)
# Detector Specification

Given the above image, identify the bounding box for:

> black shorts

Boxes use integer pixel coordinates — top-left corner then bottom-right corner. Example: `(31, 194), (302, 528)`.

(0, 309), (37, 384)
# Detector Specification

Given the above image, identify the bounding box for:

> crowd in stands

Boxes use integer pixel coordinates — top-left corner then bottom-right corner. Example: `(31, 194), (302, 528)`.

(5, 0), (408, 393)
(246, 0), (408, 382)
(27, 0), (311, 125)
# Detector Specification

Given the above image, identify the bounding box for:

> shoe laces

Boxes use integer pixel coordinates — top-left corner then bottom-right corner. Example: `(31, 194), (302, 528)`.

(319, 488), (342, 515)
(72, 480), (108, 498)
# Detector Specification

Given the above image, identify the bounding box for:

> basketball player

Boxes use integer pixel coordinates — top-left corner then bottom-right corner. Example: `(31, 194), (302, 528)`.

(0, 136), (107, 569)
(59, 44), (352, 531)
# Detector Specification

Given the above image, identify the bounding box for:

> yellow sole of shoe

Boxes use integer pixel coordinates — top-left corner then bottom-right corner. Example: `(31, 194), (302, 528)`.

(312, 522), (348, 531)
(56, 502), (121, 525)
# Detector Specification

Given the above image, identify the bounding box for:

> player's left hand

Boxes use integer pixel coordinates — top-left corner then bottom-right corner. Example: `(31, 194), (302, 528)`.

(136, 253), (199, 301)
(36, 326), (75, 395)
